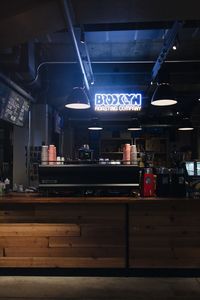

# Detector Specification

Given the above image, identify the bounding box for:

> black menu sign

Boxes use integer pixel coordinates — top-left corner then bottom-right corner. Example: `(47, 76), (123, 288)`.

(0, 89), (30, 127)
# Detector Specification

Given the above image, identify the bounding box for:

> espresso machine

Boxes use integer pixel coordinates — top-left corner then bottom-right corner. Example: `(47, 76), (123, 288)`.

(78, 144), (93, 161)
(170, 168), (186, 197)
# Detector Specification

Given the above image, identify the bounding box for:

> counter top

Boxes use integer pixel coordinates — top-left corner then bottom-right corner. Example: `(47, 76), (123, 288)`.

(0, 193), (193, 204)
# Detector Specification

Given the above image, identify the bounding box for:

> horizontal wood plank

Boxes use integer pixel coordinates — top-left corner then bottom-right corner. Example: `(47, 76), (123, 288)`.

(0, 224), (80, 237)
(0, 237), (48, 248)
(5, 246), (125, 258)
(129, 226), (200, 237)
(0, 257), (125, 268)
(130, 237), (200, 248)
(49, 236), (124, 248)
(130, 258), (200, 268)
(174, 247), (200, 258)
(130, 247), (175, 259)
(81, 224), (125, 239)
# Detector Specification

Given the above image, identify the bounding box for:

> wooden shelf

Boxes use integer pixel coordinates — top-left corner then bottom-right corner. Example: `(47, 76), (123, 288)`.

(101, 138), (132, 141)
(101, 152), (123, 154)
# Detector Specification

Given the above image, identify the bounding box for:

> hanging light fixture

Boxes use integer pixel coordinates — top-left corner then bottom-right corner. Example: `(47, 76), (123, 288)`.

(178, 117), (194, 131)
(151, 83), (177, 106)
(127, 119), (142, 131)
(65, 87), (90, 109)
(172, 35), (180, 51)
(80, 26), (85, 44)
(88, 118), (103, 130)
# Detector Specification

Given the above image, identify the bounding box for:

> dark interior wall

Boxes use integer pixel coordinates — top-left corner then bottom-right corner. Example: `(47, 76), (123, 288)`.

(0, 120), (13, 180)
(67, 121), (198, 165)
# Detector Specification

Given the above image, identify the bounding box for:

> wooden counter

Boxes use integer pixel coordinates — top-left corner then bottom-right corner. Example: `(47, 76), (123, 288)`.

(0, 193), (193, 203)
(0, 194), (200, 269)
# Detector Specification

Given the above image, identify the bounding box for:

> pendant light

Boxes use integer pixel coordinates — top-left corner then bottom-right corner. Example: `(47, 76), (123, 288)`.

(127, 119), (142, 131)
(178, 117), (194, 131)
(88, 118), (103, 130)
(151, 83), (177, 106)
(65, 87), (90, 109)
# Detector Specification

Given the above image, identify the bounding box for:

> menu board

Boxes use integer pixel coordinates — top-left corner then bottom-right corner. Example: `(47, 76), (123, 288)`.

(197, 162), (200, 176)
(0, 86), (30, 127)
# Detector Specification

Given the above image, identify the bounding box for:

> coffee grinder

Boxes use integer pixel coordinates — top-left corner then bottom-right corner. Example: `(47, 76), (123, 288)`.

(140, 167), (156, 197)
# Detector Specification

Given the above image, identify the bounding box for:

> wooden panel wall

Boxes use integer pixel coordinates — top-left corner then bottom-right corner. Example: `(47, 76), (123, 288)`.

(1, 198), (200, 269)
(129, 200), (200, 268)
(0, 203), (126, 268)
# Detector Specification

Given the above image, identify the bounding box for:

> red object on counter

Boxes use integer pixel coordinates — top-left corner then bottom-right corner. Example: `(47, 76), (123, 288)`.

(49, 145), (57, 165)
(140, 168), (156, 197)
(123, 143), (130, 164)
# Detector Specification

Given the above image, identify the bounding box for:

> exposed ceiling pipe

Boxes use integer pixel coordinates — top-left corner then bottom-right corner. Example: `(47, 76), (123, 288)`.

(23, 58), (200, 86)
(60, 0), (90, 92)
(0, 72), (35, 102)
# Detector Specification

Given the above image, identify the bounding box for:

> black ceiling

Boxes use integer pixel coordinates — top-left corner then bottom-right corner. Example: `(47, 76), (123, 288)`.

(0, 0), (200, 126)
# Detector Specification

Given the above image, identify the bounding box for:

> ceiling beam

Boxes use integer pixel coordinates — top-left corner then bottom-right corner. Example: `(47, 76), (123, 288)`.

(151, 21), (184, 82)
(83, 20), (200, 32)
(71, 0), (200, 24)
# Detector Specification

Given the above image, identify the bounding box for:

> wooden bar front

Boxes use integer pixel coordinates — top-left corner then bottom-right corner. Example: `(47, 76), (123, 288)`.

(0, 195), (200, 269)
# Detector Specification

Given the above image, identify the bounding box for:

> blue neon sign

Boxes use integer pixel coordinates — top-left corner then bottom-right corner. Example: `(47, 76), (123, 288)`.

(94, 93), (142, 111)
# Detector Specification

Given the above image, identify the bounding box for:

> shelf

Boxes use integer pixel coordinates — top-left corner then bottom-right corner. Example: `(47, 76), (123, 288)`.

(154, 152), (167, 154)
(101, 138), (132, 141)
(101, 152), (123, 154)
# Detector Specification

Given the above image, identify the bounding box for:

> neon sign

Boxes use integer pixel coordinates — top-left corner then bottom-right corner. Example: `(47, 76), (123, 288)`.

(94, 93), (142, 111)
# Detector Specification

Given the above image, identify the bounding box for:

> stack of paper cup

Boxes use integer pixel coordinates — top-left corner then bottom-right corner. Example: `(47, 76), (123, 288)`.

(60, 157), (65, 165)
(130, 145), (138, 165)
(57, 156), (61, 165)
(49, 145), (56, 165)
(123, 144), (130, 164)
(53, 146), (57, 165)
(41, 145), (48, 165)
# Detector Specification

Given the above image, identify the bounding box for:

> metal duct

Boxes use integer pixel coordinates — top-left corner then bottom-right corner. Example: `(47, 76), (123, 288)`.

(60, 0), (90, 92)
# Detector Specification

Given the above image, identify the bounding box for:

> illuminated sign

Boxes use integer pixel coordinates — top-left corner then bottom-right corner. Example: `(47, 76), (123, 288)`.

(94, 93), (142, 111)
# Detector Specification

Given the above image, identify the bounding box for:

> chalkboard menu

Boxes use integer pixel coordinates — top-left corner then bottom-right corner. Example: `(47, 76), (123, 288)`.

(0, 82), (30, 127)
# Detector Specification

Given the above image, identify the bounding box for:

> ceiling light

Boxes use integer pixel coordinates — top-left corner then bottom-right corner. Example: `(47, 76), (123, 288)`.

(127, 119), (142, 131)
(172, 36), (179, 51)
(178, 118), (194, 131)
(172, 45), (177, 50)
(151, 83), (177, 106)
(88, 118), (103, 130)
(80, 26), (85, 44)
(65, 87), (90, 109)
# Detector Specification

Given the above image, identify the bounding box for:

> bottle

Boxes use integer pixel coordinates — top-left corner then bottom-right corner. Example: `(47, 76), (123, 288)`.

(13, 183), (18, 192)
(130, 145), (137, 165)
(4, 178), (10, 193)
(0, 180), (5, 195)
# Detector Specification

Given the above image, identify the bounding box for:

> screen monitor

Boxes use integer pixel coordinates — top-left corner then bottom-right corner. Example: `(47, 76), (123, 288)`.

(185, 161), (195, 176)
(0, 82), (30, 127)
(197, 162), (200, 176)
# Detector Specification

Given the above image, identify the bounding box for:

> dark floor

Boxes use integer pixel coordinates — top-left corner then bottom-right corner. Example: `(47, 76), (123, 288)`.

(0, 277), (200, 299)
